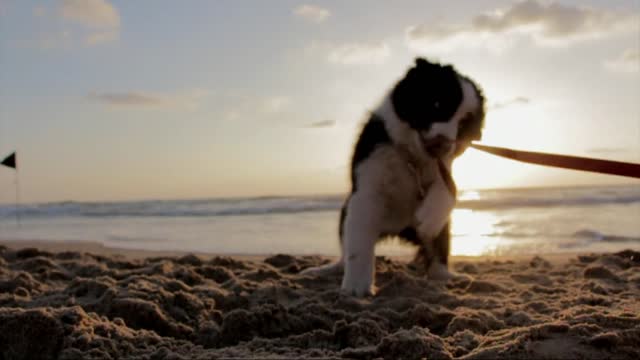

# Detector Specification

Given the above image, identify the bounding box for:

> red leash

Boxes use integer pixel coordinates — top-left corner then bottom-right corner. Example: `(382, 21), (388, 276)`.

(470, 143), (640, 179)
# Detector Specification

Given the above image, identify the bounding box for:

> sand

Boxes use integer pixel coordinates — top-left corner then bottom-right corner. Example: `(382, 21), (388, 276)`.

(0, 241), (639, 359)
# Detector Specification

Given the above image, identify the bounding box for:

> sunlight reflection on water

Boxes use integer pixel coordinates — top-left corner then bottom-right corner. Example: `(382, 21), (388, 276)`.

(450, 209), (506, 256)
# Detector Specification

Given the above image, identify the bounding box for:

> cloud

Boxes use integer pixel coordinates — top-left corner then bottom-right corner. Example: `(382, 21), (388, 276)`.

(293, 4), (330, 24)
(327, 41), (391, 65)
(88, 89), (208, 110)
(605, 48), (640, 73)
(491, 96), (531, 110)
(471, 1), (630, 40)
(261, 96), (291, 113)
(23, 1), (120, 48)
(60, 0), (120, 28)
(407, 0), (639, 52)
(85, 30), (118, 45)
(219, 94), (294, 122)
(89, 92), (164, 106)
(61, 0), (120, 46)
(306, 120), (336, 128)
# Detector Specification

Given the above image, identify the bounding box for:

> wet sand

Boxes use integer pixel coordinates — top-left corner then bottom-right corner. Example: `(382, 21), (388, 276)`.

(0, 240), (639, 359)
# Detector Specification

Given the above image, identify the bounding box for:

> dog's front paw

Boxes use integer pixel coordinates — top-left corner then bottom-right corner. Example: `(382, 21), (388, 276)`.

(341, 276), (376, 297)
(300, 260), (343, 276)
(300, 266), (322, 276)
(427, 261), (471, 281)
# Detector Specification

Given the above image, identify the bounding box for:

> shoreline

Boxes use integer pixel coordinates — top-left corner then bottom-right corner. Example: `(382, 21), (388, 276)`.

(0, 238), (584, 264)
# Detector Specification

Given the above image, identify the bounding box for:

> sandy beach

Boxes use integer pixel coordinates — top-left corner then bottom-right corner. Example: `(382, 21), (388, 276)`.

(0, 240), (639, 359)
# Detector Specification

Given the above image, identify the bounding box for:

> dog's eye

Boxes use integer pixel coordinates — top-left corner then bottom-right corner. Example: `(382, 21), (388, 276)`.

(433, 101), (440, 109)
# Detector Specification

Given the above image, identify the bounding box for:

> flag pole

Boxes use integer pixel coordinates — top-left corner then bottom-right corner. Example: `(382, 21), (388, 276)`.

(1, 151), (19, 226)
(14, 168), (20, 227)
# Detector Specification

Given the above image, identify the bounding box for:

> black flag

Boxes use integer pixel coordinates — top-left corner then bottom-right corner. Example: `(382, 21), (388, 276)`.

(1, 152), (16, 169)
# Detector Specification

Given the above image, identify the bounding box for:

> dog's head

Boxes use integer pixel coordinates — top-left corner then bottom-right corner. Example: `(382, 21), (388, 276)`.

(391, 58), (485, 158)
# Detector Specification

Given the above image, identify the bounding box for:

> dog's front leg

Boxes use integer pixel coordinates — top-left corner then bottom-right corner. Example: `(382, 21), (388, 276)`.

(423, 223), (455, 280)
(418, 222), (469, 281)
(341, 193), (381, 297)
(415, 180), (456, 280)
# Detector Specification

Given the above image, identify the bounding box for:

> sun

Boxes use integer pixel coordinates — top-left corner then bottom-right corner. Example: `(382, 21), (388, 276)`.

(452, 149), (524, 190)
(452, 101), (562, 190)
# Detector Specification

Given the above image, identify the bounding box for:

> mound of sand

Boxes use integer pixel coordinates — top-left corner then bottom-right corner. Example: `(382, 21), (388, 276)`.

(0, 245), (639, 359)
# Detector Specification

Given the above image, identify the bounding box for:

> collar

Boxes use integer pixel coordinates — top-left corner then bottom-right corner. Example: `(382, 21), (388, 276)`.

(437, 158), (457, 197)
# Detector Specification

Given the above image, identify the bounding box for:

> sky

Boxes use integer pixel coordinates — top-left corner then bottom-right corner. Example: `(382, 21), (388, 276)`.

(0, 0), (639, 203)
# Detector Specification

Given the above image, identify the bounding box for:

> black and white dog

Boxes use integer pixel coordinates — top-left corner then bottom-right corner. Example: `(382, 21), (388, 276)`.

(302, 58), (485, 296)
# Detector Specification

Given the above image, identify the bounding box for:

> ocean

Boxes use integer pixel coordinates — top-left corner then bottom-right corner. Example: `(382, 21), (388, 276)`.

(0, 185), (638, 256)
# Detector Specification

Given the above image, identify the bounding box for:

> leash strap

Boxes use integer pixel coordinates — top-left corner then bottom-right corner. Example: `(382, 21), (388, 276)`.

(470, 143), (640, 179)
(437, 158), (457, 196)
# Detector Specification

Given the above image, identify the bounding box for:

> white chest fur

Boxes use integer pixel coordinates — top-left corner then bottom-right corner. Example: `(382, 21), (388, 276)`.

(414, 162), (456, 240)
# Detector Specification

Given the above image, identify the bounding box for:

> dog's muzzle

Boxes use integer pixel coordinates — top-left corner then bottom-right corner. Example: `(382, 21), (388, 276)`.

(421, 135), (454, 158)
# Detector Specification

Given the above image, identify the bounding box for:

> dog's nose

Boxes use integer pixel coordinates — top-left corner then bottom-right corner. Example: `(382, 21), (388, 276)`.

(422, 135), (453, 157)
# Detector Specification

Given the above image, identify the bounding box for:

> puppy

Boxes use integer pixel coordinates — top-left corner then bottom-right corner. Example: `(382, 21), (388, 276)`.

(302, 58), (485, 296)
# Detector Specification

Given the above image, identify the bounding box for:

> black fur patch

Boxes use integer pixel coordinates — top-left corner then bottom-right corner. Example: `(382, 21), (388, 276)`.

(411, 222), (450, 268)
(391, 58), (463, 131)
(432, 222), (450, 266)
(349, 115), (390, 191)
(397, 227), (420, 245)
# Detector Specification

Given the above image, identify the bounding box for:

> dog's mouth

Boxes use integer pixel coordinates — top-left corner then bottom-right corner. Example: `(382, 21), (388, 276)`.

(421, 135), (454, 158)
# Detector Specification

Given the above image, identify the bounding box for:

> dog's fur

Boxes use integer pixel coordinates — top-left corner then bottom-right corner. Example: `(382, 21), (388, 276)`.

(302, 58), (485, 296)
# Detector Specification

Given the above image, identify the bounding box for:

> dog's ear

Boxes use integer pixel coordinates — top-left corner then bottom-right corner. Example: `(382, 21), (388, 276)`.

(412, 58), (451, 77)
(457, 77), (486, 143)
(415, 57), (430, 68)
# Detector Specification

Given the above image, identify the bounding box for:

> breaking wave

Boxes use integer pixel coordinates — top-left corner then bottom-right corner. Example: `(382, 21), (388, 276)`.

(0, 186), (638, 219)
